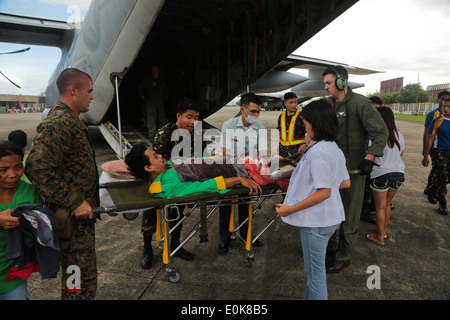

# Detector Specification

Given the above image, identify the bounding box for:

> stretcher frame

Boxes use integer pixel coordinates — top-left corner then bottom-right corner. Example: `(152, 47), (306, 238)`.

(96, 179), (285, 282)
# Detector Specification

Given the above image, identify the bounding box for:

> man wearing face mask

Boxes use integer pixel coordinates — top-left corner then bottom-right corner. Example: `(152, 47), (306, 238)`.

(218, 93), (267, 254)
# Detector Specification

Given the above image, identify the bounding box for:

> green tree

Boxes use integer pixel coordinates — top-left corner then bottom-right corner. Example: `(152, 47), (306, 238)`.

(398, 83), (429, 103)
(381, 92), (400, 104)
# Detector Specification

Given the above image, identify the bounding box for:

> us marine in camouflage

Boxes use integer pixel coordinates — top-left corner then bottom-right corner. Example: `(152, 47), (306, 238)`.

(25, 68), (99, 300)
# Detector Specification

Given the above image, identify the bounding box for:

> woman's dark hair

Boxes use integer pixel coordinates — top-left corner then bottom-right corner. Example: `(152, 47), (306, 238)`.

(8, 130), (27, 149)
(377, 107), (400, 151)
(301, 99), (338, 141)
(0, 140), (24, 160)
(124, 143), (150, 180)
(369, 96), (383, 106)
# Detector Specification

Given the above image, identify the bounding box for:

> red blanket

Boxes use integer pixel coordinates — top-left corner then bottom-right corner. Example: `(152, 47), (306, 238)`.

(242, 157), (289, 192)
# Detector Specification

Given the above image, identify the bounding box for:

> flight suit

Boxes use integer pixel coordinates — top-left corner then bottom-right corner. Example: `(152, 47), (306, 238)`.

(25, 102), (99, 300)
(326, 88), (388, 262)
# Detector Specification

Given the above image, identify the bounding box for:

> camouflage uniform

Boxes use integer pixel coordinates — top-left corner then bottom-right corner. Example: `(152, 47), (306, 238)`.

(25, 101), (99, 300)
(425, 108), (442, 192)
(427, 115), (450, 204)
(433, 149), (450, 198)
(151, 122), (198, 160)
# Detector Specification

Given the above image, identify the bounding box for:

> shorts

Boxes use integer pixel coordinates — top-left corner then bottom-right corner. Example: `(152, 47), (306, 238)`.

(370, 172), (405, 192)
(0, 282), (30, 300)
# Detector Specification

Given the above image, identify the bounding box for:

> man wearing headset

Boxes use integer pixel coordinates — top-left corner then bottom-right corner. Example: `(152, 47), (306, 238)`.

(322, 66), (388, 273)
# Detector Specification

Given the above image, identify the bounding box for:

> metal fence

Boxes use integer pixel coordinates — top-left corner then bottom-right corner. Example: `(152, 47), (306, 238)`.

(386, 102), (438, 115)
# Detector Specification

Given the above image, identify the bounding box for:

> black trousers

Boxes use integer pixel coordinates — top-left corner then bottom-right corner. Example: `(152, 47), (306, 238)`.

(219, 203), (250, 242)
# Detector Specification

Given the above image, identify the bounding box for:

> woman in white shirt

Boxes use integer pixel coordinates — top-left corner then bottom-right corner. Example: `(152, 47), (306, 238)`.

(276, 100), (350, 300)
(367, 107), (405, 246)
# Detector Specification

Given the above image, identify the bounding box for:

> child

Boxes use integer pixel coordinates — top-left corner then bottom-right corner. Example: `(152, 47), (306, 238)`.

(275, 100), (350, 300)
(367, 107), (405, 246)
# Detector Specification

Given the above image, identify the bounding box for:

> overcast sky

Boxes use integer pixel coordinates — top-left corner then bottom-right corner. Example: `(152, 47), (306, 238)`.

(0, 0), (449, 97)
(294, 0), (450, 95)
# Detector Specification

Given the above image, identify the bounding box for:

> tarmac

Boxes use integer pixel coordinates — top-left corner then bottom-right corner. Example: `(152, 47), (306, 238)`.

(1, 108), (449, 305)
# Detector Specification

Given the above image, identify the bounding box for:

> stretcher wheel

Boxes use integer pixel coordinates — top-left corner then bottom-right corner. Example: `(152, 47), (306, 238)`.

(168, 270), (182, 283)
(247, 254), (254, 268)
(123, 212), (139, 220)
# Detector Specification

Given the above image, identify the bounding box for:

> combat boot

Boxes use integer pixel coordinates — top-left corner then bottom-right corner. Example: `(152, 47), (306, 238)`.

(140, 233), (153, 269)
(170, 229), (194, 261)
(438, 195), (448, 215)
(427, 185), (438, 204)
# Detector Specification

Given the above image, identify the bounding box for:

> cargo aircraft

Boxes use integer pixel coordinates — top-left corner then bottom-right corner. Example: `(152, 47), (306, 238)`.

(0, 0), (380, 158)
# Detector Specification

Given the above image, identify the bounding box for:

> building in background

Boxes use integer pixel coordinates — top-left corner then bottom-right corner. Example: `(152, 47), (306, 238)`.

(0, 94), (45, 113)
(380, 77), (404, 94)
(426, 83), (450, 100)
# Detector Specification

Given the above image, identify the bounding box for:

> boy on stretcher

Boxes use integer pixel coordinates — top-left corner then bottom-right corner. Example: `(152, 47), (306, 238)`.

(124, 144), (263, 198)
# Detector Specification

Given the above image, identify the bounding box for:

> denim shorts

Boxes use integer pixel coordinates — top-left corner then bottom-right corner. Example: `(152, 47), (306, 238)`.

(370, 172), (405, 192)
(0, 282), (30, 300)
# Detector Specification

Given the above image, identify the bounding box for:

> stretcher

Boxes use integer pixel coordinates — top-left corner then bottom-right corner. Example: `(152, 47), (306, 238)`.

(96, 173), (285, 282)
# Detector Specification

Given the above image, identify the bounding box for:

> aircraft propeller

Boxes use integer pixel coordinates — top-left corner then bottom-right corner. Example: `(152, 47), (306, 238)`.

(0, 47), (31, 88)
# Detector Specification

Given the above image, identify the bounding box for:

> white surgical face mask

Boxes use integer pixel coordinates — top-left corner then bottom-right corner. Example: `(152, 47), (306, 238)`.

(244, 108), (259, 124)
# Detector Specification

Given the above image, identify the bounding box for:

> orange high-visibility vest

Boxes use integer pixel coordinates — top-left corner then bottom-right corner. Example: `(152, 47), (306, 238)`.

(279, 109), (305, 146)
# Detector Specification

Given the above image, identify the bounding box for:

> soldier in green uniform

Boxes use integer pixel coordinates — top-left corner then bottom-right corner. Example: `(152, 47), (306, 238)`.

(25, 68), (99, 300)
(135, 98), (200, 269)
(321, 66), (388, 274)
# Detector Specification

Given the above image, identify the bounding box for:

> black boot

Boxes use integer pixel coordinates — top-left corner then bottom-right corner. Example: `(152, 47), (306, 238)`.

(438, 195), (448, 215)
(427, 185), (438, 204)
(140, 233), (153, 269)
(171, 229), (194, 261)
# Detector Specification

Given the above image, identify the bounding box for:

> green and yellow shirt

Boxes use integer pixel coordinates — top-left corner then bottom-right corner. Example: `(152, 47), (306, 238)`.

(149, 168), (229, 198)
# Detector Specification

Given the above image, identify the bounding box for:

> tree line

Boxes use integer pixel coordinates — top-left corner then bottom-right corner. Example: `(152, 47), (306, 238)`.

(367, 83), (432, 104)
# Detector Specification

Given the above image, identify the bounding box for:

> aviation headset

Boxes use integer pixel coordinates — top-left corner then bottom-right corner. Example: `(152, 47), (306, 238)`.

(332, 67), (348, 91)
